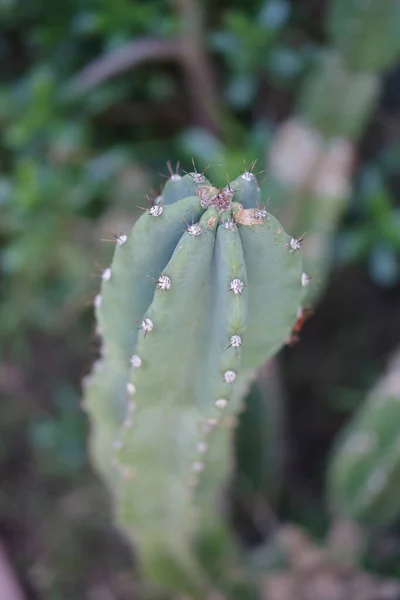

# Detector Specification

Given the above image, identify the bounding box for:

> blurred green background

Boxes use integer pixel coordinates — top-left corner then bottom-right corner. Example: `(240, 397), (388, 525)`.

(1, 0), (400, 598)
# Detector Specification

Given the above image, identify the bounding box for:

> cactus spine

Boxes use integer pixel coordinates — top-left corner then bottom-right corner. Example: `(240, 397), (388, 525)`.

(83, 168), (303, 593)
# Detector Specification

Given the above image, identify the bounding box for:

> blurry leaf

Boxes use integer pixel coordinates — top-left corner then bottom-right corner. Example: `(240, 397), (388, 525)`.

(225, 72), (257, 109)
(267, 46), (304, 80)
(179, 127), (225, 163)
(368, 245), (399, 287)
(259, 0), (290, 30)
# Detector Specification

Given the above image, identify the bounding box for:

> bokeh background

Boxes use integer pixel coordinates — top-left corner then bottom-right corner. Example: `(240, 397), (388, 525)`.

(1, 0), (400, 598)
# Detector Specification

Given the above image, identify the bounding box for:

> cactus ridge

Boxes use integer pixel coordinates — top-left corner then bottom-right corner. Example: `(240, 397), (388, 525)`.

(84, 169), (303, 591)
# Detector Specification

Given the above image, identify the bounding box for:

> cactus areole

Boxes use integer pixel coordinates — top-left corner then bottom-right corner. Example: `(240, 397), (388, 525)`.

(83, 168), (304, 591)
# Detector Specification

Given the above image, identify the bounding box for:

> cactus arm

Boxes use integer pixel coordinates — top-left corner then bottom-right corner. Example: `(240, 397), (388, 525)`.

(299, 51), (379, 140)
(327, 0), (400, 71)
(327, 349), (400, 525)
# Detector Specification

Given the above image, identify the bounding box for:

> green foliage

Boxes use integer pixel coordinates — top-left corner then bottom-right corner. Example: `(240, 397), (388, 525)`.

(84, 171), (303, 594)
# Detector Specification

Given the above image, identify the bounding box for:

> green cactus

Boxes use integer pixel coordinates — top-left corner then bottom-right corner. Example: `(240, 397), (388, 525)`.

(264, 0), (400, 312)
(83, 168), (304, 594)
(299, 50), (379, 140)
(327, 0), (400, 72)
(327, 349), (400, 526)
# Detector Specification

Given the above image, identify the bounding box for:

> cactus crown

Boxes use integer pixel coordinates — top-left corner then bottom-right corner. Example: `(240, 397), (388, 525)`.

(83, 166), (304, 594)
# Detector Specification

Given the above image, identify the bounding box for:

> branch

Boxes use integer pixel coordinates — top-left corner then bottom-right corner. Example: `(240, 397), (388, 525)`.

(173, 0), (222, 135)
(70, 37), (181, 94)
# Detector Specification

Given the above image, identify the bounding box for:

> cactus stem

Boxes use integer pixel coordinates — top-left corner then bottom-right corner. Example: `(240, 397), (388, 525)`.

(85, 171), (304, 587)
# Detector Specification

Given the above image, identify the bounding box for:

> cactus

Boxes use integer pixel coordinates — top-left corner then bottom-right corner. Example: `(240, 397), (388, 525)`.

(83, 167), (304, 594)
(265, 0), (400, 308)
(299, 50), (379, 141)
(327, 348), (400, 526)
(327, 0), (400, 72)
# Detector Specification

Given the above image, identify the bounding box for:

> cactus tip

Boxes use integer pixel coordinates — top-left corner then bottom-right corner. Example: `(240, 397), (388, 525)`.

(241, 171), (255, 182)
